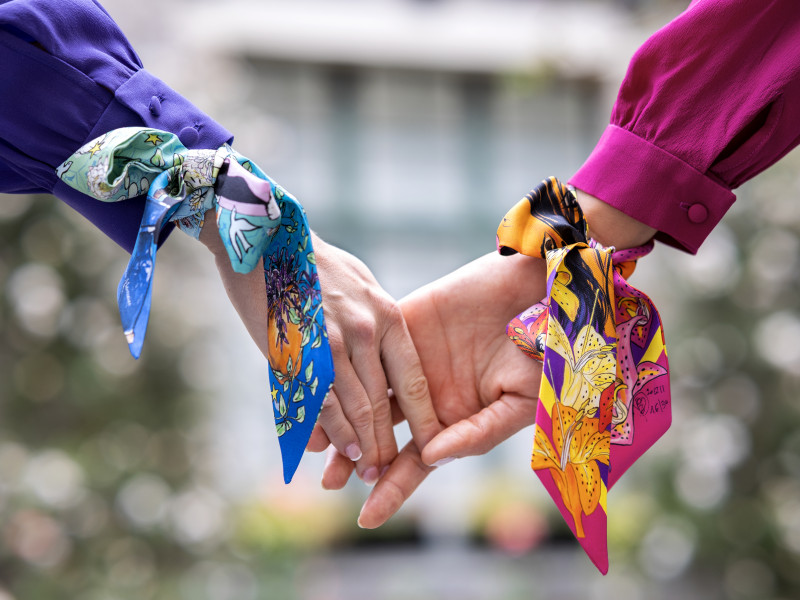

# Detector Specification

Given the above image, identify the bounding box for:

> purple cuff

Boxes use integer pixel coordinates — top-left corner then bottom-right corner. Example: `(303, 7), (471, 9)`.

(569, 125), (736, 254)
(54, 69), (233, 254)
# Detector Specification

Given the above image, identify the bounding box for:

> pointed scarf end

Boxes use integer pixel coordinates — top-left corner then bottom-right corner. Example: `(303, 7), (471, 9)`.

(280, 451), (303, 485)
(125, 334), (143, 360)
(276, 384), (331, 485)
(585, 549), (609, 575)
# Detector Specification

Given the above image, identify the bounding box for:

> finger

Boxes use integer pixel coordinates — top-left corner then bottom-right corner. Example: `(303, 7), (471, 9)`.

(332, 362), (381, 484)
(351, 351), (398, 472)
(381, 314), (441, 448)
(357, 439), (434, 529)
(306, 424), (331, 453)
(322, 445), (355, 490)
(316, 388), (363, 463)
(421, 393), (536, 466)
(388, 394), (405, 425)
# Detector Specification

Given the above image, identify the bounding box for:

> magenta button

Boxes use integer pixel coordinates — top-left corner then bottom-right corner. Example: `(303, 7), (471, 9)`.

(687, 203), (708, 224)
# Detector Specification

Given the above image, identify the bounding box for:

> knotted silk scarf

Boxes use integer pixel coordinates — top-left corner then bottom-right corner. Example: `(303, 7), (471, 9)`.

(57, 127), (333, 483)
(497, 177), (670, 573)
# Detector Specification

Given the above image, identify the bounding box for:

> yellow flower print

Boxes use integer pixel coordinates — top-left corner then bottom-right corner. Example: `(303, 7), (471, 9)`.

(546, 314), (616, 413)
(531, 403), (610, 537)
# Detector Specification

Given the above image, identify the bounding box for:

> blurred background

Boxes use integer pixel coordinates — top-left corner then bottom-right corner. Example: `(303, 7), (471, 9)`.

(2, 0), (800, 598)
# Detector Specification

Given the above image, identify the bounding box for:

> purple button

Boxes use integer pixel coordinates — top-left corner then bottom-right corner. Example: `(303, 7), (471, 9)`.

(148, 95), (161, 117)
(687, 203), (708, 224)
(179, 126), (199, 147)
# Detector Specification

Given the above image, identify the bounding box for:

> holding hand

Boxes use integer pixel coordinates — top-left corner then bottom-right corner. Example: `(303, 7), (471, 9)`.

(304, 234), (442, 484)
(200, 221), (441, 484)
(320, 251), (546, 526)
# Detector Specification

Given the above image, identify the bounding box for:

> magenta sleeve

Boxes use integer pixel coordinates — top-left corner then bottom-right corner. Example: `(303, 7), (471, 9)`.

(569, 0), (800, 254)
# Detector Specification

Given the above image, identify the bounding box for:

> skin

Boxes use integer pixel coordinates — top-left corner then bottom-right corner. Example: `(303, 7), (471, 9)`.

(574, 189), (656, 250)
(318, 251), (546, 527)
(198, 211), (441, 485)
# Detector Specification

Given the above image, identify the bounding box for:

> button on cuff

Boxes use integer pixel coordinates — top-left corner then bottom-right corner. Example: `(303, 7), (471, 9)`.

(111, 69), (234, 154)
(687, 203), (708, 224)
(179, 126), (199, 147)
(148, 95), (162, 117)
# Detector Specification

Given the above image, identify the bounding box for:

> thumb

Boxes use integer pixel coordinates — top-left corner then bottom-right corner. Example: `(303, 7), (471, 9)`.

(420, 394), (536, 466)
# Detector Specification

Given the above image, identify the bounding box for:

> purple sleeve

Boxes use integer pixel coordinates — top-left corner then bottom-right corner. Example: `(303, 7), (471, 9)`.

(569, 0), (800, 254)
(0, 0), (233, 253)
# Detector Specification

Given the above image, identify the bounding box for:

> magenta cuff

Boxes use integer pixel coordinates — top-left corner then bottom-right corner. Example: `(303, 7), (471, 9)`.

(569, 125), (736, 255)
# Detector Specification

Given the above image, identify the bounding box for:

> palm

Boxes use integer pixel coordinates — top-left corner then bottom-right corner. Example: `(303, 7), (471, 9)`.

(357, 251), (546, 528)
(401, 251), (543, 457)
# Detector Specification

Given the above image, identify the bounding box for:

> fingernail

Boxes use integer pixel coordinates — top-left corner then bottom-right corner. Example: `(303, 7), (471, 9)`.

(357, 506), (368, 529)
(362, 466), (379, 486)
(345, 443), (362, 461)
(432, 457), (455, 468)
(380, 465), (390, 477)
(357, 497), (376, 529)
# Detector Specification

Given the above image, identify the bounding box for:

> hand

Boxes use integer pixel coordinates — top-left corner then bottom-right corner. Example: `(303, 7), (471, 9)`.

(304, 233), (442, 483)
(320, 251), (546, 526)
(200, 218), (441, 484)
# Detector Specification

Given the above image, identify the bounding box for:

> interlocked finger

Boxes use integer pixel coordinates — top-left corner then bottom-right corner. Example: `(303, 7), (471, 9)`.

(329, 360), (381, 484)
(315, 387), (363, 464)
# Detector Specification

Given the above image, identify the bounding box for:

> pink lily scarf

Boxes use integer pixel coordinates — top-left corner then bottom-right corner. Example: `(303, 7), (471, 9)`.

(497, 177), (671, 573)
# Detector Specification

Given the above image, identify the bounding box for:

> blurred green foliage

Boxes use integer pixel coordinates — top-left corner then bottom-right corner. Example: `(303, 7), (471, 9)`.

(0, 195), (313, 599)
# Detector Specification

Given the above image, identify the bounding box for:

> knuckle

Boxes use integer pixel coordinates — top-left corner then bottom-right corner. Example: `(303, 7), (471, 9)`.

(321, 394), (338, 412)
(466, 417), (494, 455)
(327, 327), (346, 354)
(318, 414), (355, 446)
(400, 374), (430, 404)
(381, 479), (409, 509)
(350, 314), (378, 346)
(378, 442), (399, 465)
(383, 301), (404, 327)
(348, 401), (374, 431)
(371, 397), (393, 423)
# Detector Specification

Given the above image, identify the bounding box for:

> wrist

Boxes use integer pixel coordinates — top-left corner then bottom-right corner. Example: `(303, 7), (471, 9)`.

(198, 208), (225, 255)
(572, 188), (656, 250)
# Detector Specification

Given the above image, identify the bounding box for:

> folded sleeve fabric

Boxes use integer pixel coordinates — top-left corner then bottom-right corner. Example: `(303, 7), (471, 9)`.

(570, 0), (800, 254)
(0, 0), (233, 253)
